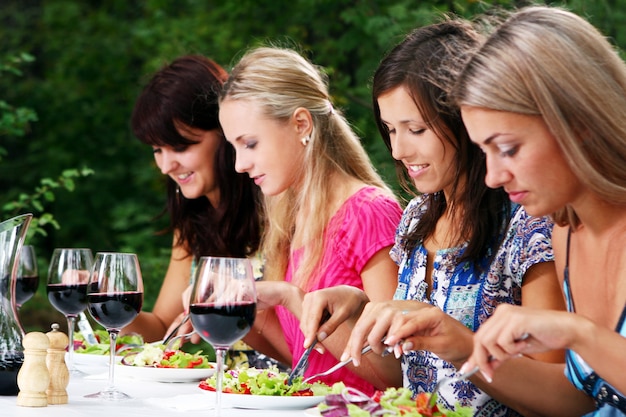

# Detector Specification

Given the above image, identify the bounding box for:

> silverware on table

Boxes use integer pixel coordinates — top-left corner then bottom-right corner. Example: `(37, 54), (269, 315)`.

(287, 310), (331, 384)
(161, 314), (191, 346)
(427, 365), (479, 408)
(303, 345), (373, 383)
(427, 332), (530, 408)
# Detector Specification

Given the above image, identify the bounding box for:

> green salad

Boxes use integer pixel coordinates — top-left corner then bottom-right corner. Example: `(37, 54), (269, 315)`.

(318, 387), (473, 417)
(198, 366), (343, 396)
(75, 330), (143, 356)
(120, 343), (213, 369)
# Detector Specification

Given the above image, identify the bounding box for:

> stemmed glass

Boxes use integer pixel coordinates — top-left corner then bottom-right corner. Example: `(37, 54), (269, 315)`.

(46, 248), (94, 375)
(85, 252), (143, 400)
(189, 256), (256, 417)
(16, 245), (39, 308)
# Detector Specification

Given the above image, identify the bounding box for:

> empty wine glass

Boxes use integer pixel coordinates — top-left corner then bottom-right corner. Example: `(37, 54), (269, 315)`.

(16, 245), (39, 308)
(46, 248), (94, 375)
(85, 252), (143, 401)
(189, 256), (256, 417)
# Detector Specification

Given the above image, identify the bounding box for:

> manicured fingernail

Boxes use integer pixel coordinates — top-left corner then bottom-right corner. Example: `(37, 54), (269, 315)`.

(314, 346), (324, 355)
(352, 358), (360, 367)
(402, 341), (414, 352)
(394, 345), (402, 359)
(318, 331), (327, 342)
(480, 370), (493, 383)
(340, 352), (349, 362)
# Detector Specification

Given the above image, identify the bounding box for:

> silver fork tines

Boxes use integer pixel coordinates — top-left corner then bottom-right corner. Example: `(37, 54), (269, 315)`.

(427, 365), (480, 408)
(303, 345), (373, 383)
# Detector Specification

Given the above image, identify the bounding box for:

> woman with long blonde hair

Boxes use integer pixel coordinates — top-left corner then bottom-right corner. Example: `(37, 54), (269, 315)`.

(219, 46), (403, 394)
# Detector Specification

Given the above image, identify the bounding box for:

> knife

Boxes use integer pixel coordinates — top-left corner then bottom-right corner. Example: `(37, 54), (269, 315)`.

(287, 310), (331, 385)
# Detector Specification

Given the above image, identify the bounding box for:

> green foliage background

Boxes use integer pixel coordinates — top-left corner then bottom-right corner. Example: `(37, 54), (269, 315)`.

(1, 0), (624, 332)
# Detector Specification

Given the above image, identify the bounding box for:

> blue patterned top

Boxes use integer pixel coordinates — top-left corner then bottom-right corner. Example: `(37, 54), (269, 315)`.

(391, 194), (554, 417)
(563, 230), (626, 417)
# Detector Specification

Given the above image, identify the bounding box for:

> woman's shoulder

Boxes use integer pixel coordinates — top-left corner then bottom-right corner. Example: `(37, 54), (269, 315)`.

(330, 185), (401, 235)
(341, 185), (402, 214)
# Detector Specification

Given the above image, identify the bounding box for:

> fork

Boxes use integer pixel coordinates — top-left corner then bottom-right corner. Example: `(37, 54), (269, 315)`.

(427, 365), (480, 408)
(303, 345), (373, 383)
(427, 332), (531, 408)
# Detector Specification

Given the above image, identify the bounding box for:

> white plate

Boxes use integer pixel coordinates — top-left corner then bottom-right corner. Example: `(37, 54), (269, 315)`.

(201, 389), (325, 410)
(304, 408), (321, 416)
(115, 363), (216, 383)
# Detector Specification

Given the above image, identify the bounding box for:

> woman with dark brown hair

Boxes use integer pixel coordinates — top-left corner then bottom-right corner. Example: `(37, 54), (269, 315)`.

(122, 55), (262, 342)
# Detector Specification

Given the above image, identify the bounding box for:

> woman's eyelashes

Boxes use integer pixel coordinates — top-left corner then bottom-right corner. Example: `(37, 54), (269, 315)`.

(243, 140), (257, 150)
(152, 145), (190, 154)
(498, 144), (519, 157)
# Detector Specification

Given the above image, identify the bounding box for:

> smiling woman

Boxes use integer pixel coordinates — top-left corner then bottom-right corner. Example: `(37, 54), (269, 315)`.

(120, 55), (263, 343)
(218, 46), (403, 395)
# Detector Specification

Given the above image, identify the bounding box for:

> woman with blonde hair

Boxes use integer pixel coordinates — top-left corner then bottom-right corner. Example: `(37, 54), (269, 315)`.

(453, 5), (626, 416)
(218, 46), (403, 394)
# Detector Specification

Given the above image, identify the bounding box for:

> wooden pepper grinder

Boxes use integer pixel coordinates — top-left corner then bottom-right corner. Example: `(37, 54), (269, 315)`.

(16, 332), (50, 407)
(46, 323), (69, 404)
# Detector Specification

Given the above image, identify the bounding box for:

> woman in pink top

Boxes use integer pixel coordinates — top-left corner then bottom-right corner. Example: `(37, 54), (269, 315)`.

(219, 46), (403, 394)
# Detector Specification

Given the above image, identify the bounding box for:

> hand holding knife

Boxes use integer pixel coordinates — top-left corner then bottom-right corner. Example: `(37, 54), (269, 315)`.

(287, 310), (331, 385)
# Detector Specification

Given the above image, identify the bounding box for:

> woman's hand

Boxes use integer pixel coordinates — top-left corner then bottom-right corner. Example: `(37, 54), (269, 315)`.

(299, 285), (369, 348)
(344, 301), (474, 367)
(460, 304), (578, 380)
(255, 280), (304, 314)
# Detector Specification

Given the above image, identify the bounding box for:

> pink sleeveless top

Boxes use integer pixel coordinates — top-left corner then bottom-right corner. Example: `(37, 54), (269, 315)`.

(275, 186), (402, 395)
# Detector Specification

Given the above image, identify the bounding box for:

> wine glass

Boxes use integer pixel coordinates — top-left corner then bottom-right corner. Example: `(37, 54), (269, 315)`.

(189, 256), (256, 417)
(16, 245), (39, 308)
(85, 252), (143, 400)
(46, 248), (94, 375)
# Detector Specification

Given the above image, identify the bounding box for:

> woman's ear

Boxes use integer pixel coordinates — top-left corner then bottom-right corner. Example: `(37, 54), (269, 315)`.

(293, 107), (313, 137)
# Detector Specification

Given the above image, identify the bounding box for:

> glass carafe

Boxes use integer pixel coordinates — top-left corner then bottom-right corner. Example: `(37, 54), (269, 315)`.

(0, 213), (32, 395)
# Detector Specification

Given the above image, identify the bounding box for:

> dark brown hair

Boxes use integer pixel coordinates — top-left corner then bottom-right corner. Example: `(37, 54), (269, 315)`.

(131, 55), (261, 259)
(372, 19), (511, 264)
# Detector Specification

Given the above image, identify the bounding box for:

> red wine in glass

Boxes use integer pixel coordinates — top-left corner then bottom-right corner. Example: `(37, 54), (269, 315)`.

(47, 283), (88, 315)
(190, 301), (256, 346)
(15, 275), (39, 306)
(87, 291), (142, 329)
(189, 256), (256, 417)
(46, 248), (94, 376)
(16, 245), (39, 307)
(85, 252), (143, 401)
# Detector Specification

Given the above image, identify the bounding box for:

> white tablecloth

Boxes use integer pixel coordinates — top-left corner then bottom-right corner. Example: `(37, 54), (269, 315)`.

(0, 368), (316, 416)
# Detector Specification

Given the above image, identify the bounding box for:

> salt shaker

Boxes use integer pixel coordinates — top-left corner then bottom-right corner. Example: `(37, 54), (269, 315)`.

(16, 332), (50, 407)
(46, 323), (69, 404)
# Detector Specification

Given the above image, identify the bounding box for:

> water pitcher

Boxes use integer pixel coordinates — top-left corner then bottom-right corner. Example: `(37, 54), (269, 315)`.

(0, 213), (32, 395)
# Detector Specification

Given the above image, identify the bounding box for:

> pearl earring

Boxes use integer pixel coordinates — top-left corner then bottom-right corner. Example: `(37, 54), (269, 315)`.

(300, 135), (310, 147)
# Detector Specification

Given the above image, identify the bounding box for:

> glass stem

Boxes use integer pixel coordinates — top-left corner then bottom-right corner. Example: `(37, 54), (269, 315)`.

(215, 348), (226, 417)
(107, 330), (119, 391)
(66, 315), (77, 371)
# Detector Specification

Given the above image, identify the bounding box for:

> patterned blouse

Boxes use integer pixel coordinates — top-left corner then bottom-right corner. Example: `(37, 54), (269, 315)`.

(391, 194), (554, 417)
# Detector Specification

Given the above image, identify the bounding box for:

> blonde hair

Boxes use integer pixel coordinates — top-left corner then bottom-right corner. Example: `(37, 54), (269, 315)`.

(454, 6), (626, 226)
(220, 46), (395, 287)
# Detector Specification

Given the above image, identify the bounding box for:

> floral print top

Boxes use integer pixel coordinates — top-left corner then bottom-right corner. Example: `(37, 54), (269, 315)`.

(391, 194), (554, 417)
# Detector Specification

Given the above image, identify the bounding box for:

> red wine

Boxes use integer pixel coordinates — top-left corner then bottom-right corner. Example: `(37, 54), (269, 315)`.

(0, 354), (23, 396)
(87, 291), (142, 329)
(15, 275), (39, 305)
(190, 301), (256, 348)
(47, 283), (88, 315)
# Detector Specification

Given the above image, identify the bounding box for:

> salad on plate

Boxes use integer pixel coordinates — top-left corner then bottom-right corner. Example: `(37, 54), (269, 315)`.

(121, 343), (213, 369)
(316, 386), (473, 417)
(75, 329), (143, 356)
(198, 366), (342, 396)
